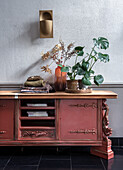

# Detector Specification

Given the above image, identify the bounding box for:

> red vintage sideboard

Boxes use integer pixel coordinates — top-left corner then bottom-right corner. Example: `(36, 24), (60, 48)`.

(0, 90), (117, 159)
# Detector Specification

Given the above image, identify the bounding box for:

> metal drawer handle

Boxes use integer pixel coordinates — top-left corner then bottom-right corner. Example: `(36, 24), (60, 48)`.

(69, 103), (97, 109)
(0, 104), (6, 107)
(0, 131), (6, 134)
(69, 128), (97, 135)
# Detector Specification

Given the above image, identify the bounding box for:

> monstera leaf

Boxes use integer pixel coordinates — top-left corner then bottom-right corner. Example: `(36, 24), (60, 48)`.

(76, 67), (85, 75)
(82, 77), (92, 86)
(72, 63), (80, 72)
(71, 63), (85, 75)
(94, 75), (104, 86)
(93, 37), (109, 50)
(75, 46), (84, 56)
(84, 72), (90, 79)
(89, 70), (95, 74)
(98, 53), (109, 63)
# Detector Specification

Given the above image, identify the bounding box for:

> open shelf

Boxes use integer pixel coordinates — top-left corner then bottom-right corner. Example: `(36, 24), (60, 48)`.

(19, 99), (56, 140)
(21, 119), (55, 127)
(20, 108), (55, 116)
(20, 99), (55, 107)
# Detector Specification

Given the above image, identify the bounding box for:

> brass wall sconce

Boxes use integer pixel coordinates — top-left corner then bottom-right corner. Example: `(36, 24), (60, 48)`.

(39, 10), (53, 38)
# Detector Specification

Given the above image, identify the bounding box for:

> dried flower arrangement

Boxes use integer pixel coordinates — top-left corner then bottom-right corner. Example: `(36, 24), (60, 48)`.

(41, 40), (76, 74)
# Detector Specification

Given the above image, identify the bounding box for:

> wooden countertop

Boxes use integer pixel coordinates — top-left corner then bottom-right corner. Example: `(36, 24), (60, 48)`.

(0, 90), (117, 99)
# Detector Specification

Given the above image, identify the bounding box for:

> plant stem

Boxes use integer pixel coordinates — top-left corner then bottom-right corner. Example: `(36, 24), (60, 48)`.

(73, 72), (77, 79)
(89, 59), (98, 71)
(89, 53), (97, 70)
(63, 51), (68, 65)
(75, 55), (78, 64)
(87, 45), (96, 62)
(63, 58), (66, 65)
(79, 55), (88, 63)
(49, 60), (55, 66)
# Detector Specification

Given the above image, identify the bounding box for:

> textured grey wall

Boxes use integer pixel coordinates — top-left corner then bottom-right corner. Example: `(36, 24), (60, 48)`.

(0, 0), (123, 83)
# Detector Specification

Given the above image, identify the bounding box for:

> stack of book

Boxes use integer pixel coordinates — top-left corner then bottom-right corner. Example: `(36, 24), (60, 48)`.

(21, 86), (49, 93)
(27, 111), (48, 117)
(27, 103), (47, 107)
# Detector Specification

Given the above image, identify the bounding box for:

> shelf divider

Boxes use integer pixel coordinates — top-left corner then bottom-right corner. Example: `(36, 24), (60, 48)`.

(20, 127), (55, 130)
(20, 117), (55, 120)
(20, 106), (55, 110)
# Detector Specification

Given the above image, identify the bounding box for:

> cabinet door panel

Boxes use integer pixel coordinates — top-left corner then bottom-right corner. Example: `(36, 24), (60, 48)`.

(59, 99), (98, 140)
(0, 100), (14, 140)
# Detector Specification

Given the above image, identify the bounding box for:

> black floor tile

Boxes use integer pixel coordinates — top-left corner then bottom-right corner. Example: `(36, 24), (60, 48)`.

(110, 159), (123, 170)
(71, 147), (104, 169)
(72, 166), (104, 170)
(71, 147), (105, 169)
(5, 147), (42, 167)
(111, 147), (123, 159)
(16, 146), (43, 155)
(38, 160), (71, 170)
(1, 146), (123, 170)
(95, 147), (123, 170)
(0, 155), (11, 168)
(4, 165), (38, 170)
(71, 151), (102, 167)
(0, 147), (13, 169)
(6, 155), (41, 166)
(102, 158), (123, 170)
(42, 147), (70, 160)
(101, 158), (113, 170)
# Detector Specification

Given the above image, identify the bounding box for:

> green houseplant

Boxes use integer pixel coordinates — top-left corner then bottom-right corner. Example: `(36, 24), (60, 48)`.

(65, 37), (110, 89)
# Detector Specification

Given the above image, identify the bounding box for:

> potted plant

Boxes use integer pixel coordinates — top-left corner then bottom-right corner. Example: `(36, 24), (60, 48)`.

(65, 46), (84, 90)
(66, 37), (110, 90)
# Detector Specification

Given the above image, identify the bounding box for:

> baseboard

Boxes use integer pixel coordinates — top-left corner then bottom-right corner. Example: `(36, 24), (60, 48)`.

(92, 84), (123, 88)
(109, 137), (123, 146)
(0, 83), (123, 90)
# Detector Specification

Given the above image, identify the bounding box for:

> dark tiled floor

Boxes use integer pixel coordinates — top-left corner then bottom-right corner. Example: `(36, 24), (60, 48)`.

(0, 146), (123, 170)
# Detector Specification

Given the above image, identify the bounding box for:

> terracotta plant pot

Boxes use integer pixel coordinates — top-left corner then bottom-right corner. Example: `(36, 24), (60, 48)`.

(67, 80), (78, 90)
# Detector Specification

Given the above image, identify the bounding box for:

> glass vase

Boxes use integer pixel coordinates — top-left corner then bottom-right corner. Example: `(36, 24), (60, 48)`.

(54, 66), (67, 91)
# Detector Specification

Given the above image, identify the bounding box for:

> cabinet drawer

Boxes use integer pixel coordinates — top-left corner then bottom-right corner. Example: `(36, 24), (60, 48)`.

(59, 99), (100, 141)
(19, 129), (55, 140)
(0, 100), (14, 140)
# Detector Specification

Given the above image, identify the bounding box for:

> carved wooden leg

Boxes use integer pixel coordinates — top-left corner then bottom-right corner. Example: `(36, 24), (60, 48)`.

(90, 99), (114, 159)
